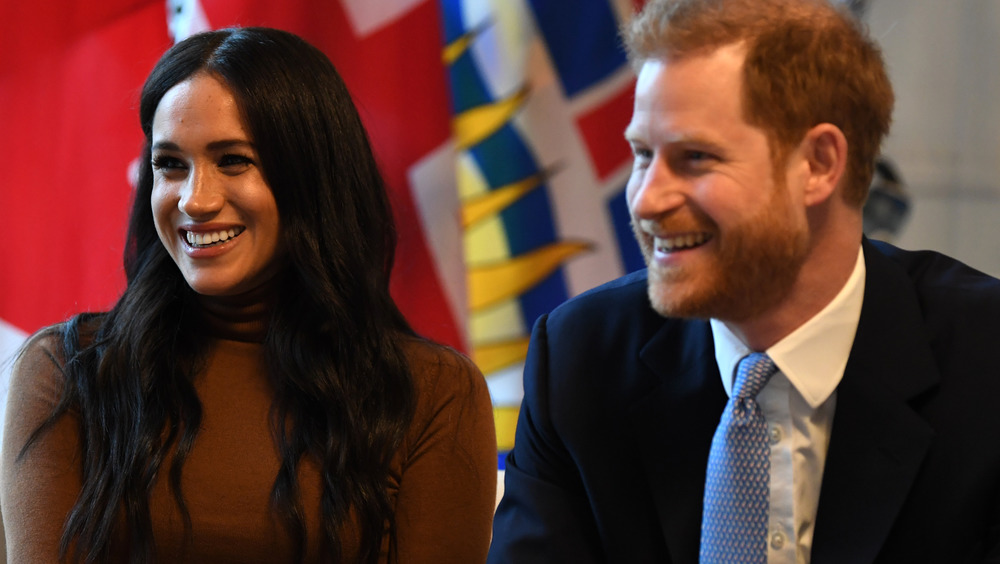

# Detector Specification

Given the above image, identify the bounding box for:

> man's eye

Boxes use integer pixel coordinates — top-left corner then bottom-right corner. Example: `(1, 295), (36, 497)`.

(685, 150), (715, 162)
(630, 144), (653, 166)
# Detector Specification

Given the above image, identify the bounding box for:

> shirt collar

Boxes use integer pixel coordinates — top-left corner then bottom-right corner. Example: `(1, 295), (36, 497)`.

(711, 246), (866, 408)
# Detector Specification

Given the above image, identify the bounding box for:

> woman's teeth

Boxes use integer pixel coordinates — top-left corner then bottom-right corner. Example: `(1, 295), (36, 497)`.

(186, 227), (244, 248)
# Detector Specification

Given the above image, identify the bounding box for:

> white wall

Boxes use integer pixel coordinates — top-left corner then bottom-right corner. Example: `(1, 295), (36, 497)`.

(0, 320), (27, 453)
(866, 1), (1000, 276)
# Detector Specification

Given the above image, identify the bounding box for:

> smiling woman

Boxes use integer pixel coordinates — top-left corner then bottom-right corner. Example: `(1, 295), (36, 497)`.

(150, 73), (284, 297)
(0, 27), (496, 564)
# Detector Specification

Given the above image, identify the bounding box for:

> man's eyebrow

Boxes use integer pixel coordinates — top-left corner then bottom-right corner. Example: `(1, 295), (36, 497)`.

(623, 128), (720, 149)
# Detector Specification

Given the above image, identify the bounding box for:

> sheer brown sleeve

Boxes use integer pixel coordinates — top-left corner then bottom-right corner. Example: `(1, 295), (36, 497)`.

(391, 343), (497, 564)
(1, 333), (83, 563)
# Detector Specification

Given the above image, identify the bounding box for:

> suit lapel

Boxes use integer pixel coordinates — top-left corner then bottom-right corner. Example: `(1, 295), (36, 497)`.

(628, 319), (727, 562)
(811, 240), (939, 564)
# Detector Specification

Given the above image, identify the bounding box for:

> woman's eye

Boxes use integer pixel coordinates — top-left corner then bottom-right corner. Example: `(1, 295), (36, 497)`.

(151, 155), (185, 171)
(151, 155), (189, 180)
(219, 155), (254, 168)
(218, 154), (255, 173)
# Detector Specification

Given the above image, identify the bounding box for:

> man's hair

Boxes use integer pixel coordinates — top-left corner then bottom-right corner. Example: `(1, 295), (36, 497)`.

(623, 0), (894, 206)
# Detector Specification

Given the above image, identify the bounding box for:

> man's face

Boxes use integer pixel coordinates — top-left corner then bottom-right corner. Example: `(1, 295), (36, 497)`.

(624, 45), (810, 322)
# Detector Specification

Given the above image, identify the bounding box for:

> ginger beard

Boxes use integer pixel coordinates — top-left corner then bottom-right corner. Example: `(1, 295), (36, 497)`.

(633, 175), (810, 323)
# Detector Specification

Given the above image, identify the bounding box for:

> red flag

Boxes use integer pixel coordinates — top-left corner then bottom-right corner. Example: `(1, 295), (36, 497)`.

(0, 1), (171, 334)
(1, 0), (465, 349)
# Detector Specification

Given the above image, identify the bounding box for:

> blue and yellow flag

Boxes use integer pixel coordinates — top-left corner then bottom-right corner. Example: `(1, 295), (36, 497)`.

(439, 0), (646, 466)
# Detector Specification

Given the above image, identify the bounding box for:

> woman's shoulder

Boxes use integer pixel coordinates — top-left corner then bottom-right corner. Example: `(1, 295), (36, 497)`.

(400, 336), (486, 396)
(6, 325), (74, 429)
(398, 337), (493, 433)
(9, 317), (102, 403)
(14, 324), (68, 375)
(395, 335), (496, 469)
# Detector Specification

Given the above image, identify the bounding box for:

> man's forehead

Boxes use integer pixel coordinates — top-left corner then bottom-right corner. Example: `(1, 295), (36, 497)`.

(630, 46), (747, 108)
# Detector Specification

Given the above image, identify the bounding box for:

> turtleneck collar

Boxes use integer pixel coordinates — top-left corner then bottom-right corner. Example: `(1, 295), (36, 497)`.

(196, 278), (278, 343)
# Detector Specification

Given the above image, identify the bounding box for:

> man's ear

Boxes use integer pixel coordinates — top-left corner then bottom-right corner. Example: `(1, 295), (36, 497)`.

(800, 123), (848, 207)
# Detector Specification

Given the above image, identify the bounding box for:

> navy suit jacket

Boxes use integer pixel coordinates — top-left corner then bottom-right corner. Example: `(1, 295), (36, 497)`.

(489, 240), (1000, 563)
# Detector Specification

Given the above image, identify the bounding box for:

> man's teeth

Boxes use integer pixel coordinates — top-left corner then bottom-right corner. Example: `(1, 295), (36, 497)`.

(656, 233), (709, 252)
(186, 227), (243, 248)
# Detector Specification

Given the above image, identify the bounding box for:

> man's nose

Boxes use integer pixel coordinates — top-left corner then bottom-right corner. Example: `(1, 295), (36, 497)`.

(628, 157), (687, 219)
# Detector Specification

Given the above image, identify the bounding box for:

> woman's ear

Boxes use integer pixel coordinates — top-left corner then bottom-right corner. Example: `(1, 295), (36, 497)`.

(800, 123), (848, 207)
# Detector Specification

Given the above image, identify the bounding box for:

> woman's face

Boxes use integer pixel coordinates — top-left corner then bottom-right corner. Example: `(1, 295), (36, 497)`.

(150, 72), (284, 297)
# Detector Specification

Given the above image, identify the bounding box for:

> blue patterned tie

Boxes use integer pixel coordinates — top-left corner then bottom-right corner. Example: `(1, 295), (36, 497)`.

(700, 352), (779, 564)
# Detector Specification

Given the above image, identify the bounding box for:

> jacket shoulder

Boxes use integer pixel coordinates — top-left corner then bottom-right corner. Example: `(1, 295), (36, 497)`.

(546, 269), (652, 326)
(870, 240), (1000, 313)
(535, 269), (695, 381)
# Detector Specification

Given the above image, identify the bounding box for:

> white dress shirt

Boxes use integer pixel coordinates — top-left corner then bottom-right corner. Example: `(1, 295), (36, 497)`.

(710, 246), (866, 564)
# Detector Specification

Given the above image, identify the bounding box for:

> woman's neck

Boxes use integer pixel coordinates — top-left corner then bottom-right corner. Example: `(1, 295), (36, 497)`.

(196, 280), (278, 343)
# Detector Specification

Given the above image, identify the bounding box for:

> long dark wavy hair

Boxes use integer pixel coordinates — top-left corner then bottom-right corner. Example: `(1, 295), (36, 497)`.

(21, 27), (416, 563)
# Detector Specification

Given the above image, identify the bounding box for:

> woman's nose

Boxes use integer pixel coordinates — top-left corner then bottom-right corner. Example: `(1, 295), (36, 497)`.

(178, 167), (224, 218)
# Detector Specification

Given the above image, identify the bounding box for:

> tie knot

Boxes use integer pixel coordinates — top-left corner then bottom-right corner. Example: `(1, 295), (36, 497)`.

(733, 352), (777, 399)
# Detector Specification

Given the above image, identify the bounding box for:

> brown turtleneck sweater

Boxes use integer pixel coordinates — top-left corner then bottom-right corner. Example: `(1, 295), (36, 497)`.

(0, 296), (496, 563)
